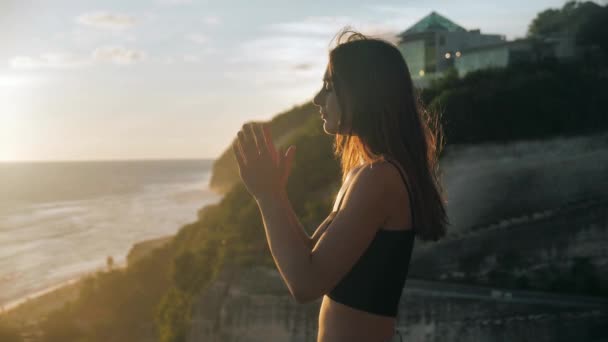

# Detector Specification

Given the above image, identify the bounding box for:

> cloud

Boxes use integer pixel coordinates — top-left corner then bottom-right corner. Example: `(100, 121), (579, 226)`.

(234, 36), (329, 65)
(267, 16), (401, 45)
(77, 11), (136, 30)
(92, 46), (145, 64)
(157, 0), (193, 5)
(186, 33), (208, 44)
(162, 57), (176, 65)
(223, 62), (324, 89)
(0, 74), (43, 87)
(203, 15), (221, 26)
(364, 4), (428, 15)
(10, 47), (146, 69)
(161, 47), (218, 65)
(202, 47), (219, 55)
(268, 16), (354, 36)
(229, 15), (409, 92)
(236, 16), (400, 69)
(292, 63), (313, 71)
(182, 54), (201, 63)
(9, 53), (90, 70)
(226, 34), (329, 90)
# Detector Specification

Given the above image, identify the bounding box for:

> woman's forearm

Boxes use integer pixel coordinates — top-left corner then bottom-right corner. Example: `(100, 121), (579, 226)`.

(282, 197), (313, 249)
(255, 190), (313, 298)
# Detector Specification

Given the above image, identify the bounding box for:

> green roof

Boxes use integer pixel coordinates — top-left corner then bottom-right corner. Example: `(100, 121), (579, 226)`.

(400, 11), (466, 36)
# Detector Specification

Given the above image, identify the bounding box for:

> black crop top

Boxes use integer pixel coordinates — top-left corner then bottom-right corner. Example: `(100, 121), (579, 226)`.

(326, 158), (416, 317)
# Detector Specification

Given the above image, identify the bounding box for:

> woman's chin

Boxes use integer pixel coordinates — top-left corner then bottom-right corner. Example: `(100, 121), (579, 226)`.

(322, 121), (336, 135)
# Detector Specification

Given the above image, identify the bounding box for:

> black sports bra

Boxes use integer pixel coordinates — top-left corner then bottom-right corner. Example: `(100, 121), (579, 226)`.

(325, 158), (416, 317)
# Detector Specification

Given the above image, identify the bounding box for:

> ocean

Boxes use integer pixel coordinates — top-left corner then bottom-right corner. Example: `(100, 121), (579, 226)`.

(0, 159), (222, 310)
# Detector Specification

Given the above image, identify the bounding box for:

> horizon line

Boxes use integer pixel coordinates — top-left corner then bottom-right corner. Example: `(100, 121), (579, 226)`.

(0, 157), (217, 163)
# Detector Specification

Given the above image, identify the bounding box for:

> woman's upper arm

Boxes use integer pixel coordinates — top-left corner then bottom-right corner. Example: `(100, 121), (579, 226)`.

(310, 167), (363, 248)
(303, 164), (393, 300)
(309, 213), (336, 249)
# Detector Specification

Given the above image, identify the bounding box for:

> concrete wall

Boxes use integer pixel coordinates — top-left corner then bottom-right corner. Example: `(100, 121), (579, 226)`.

(188, 265), (607, 342)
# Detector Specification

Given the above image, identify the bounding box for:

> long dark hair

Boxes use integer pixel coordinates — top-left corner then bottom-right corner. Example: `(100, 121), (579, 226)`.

(328, 29), (449, 241)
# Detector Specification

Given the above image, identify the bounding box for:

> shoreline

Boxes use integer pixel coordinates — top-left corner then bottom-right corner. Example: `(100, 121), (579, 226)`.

(0, 233), (174, 323)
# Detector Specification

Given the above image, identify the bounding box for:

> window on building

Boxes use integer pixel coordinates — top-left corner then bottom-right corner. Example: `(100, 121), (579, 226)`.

(439, 36), (446, 46)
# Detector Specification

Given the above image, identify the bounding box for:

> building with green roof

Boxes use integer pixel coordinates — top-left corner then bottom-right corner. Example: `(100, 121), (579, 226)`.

(397, 11), (505, 87)
(399, 11), (467, 36)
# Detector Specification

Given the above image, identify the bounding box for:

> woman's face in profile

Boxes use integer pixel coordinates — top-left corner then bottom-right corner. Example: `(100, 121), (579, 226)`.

(313, 67), (349, 135)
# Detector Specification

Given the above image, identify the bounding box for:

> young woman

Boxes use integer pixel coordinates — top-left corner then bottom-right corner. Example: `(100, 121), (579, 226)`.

(232, 30), (449, 342)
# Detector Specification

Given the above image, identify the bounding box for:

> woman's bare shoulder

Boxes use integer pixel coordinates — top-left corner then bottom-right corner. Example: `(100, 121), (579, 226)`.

(345, 162), (402, 204)
(363, 160), (410, 205)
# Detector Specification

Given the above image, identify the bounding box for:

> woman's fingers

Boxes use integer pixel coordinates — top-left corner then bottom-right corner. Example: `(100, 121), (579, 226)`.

(232, 140), (246, 168)
(252, 123), (270, 158)
(262, 124), (278, 164)
(239, 125), (258, 161)
(241, 123), (255, 146)
(236, 132), (250, 164)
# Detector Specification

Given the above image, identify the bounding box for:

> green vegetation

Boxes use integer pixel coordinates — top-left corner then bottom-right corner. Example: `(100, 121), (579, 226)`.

(0, 320), (22, 342)
(422, 59), (608, 145)
(37, 242), (173, 342)
(527, 1), (608, 59)
(527, 1), (602, 38)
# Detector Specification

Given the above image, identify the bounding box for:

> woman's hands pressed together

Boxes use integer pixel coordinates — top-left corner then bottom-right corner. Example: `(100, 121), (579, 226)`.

(232, 123), (296, 201)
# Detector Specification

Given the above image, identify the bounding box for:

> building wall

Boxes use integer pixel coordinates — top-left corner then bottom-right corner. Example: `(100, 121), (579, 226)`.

(399, 39), (426, 78)
(455, 46), (510, 76)
(446, 31), (505, 50)
(399, 30), (506, 87)
(435, 31), (505, 72)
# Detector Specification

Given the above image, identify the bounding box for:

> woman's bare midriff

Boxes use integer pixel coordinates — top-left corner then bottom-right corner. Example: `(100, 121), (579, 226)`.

(317, 295), (396, 342)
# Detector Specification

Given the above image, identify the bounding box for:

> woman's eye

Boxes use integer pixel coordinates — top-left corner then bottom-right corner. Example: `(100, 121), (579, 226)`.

(324, 82), (332, 91)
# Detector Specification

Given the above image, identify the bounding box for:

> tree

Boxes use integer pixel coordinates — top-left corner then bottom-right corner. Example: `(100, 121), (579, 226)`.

(577, 4), (608, 55)
(527, 1), (602, 37)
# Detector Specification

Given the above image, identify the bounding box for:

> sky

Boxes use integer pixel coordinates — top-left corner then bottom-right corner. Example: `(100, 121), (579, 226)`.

(0, 0), (581, 161)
